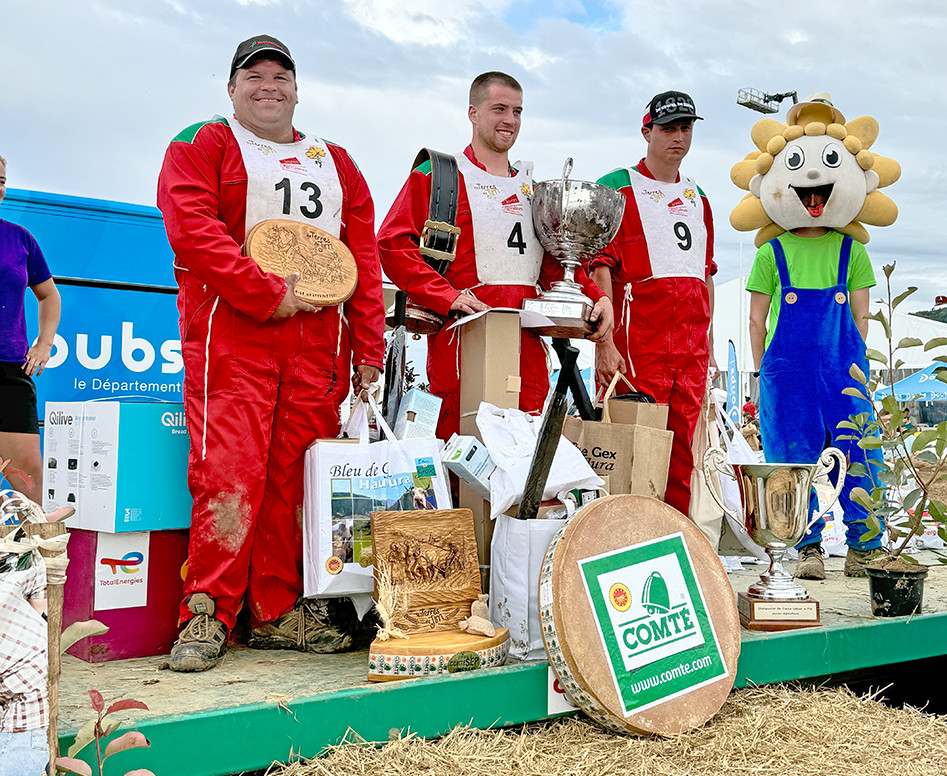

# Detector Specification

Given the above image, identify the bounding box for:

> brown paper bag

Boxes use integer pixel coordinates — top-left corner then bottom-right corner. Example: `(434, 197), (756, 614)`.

(563, 413), (672, 499)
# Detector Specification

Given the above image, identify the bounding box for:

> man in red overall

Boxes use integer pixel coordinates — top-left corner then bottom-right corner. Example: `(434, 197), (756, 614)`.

(378, 72), (612, 440)
(157, 35), (385, 671)
(591, 91), (716, 517)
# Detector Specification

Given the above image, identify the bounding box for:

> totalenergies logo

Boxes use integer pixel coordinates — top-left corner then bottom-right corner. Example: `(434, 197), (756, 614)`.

(100, 551), (144, 574)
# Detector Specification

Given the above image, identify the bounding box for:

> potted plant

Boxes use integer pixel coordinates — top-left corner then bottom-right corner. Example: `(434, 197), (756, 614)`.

(839, 263), (947, 616)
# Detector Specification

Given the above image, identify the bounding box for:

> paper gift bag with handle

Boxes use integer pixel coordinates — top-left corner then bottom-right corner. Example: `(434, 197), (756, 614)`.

(562, 373), (673, 498)
(603, 371), (669, 430)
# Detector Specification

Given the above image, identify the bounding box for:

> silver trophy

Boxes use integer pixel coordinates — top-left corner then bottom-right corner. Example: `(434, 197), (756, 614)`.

(524, 158), (626, 338)
(703, 447), (846, 629)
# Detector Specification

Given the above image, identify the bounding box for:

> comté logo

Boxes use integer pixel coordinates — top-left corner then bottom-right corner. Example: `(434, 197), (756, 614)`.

(609, 582), (632, 612)
(100, 551), (144, 574)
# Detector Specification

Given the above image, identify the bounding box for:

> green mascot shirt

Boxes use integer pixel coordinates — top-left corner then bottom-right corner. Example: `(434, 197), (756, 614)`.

(746, 230), (876, 350)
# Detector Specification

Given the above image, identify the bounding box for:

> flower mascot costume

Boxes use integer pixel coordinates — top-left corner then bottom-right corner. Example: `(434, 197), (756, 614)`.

(730, 93), (900, 578)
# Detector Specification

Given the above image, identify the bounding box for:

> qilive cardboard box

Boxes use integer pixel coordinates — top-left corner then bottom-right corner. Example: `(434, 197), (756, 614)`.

(62, 528), (188, 662)
(43, 401), (192, 532)
(442, 434), (495, 499)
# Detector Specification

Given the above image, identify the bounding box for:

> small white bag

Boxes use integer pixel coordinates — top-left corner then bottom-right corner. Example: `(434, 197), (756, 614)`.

(476, 402), (603, 520)
(489, 511), (566, 661)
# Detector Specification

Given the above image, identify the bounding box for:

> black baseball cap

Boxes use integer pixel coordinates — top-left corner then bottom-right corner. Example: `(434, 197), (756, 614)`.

(642, 91), (702, 127)
(229, 35), (295, 80)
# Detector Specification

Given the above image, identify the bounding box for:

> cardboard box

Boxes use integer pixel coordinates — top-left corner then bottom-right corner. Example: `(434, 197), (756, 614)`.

(43, 401), (192, 532)
(62, 528), (188, 662)
(605, 397), (669, 430)
(459, 311), (521, 430)
(393, 388), (442, 439)
(442, 434), (495, 499)
(458, 480), (493, 592)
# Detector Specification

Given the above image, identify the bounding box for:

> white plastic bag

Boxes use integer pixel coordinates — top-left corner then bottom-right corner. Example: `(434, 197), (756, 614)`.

(303, 395), (451, 597)
(489, 512), (565, 660)
(713, 402), (768, 561)
(476, 402), (603, 520)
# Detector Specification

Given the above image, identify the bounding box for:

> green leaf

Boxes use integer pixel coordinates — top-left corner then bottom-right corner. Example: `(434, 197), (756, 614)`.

(902, 488), (923, 512)
(883, 262), (896, 277)
(858, 437), (883, 449)
(865, 348), (889, 365)
(60, 620), (109, 655)
(847, 462), (867, 479)
(842, 387), (867, 400)
(894, 359), (906, 369)
(849, 363), (867, 384)
(892, 286), (916, 309)
(913, 428), (938, 451)
(915, 450), (939, 464)
(928, 501), (947, 523)
(924, 337), (947, 352)
(100, 715), (123, 738)
(836, 420), (861, 431)
(67, 719), (97, 758)
(849, 487), (874, 510)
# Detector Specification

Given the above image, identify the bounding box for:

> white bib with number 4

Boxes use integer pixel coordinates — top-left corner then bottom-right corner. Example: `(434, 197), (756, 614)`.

(456, 153), (543, 286)
(629, 167), (706, 280)
(230, 117), (344, 240)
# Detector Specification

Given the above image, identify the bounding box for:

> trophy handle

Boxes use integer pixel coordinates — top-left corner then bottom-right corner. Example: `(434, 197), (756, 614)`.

(560, 157), (573, 217)
(702, 447), (740, 522)
(807, 447), (848, 527)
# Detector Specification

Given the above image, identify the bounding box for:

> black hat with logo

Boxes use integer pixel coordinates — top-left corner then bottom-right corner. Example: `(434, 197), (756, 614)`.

(642, 91), (702, 127)
(230, 35), (295, 80)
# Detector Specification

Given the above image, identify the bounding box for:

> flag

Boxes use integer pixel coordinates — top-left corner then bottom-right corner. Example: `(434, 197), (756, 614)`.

(727, 340), (740, 426)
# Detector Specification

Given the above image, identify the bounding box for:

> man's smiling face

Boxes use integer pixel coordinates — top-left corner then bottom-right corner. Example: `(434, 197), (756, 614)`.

(228, 58), (298, 138)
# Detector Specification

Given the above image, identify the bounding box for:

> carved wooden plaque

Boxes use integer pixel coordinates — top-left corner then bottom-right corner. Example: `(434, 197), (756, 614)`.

(370, 508), (481, 634)
(245, 219), (358, 306)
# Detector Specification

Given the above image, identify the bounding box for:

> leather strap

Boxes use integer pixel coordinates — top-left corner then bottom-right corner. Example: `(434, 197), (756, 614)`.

(413, 148), (460, 275)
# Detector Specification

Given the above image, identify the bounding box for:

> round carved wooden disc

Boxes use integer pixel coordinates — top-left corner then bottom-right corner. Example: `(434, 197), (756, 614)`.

(245, 219), (358, 306)
(540, 494), (740, 736)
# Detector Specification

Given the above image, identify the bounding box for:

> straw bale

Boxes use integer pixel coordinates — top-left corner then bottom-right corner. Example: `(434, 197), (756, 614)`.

(264, 684), (947, 776)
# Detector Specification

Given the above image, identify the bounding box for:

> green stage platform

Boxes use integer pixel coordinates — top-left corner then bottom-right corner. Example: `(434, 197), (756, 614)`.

(58, 554), (947, 776)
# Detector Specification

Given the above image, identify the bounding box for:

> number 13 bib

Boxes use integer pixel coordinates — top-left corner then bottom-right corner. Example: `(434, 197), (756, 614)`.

(456, 153), (543, 286)
(230, 117), (344, 240)
(629, 167), (706, 280)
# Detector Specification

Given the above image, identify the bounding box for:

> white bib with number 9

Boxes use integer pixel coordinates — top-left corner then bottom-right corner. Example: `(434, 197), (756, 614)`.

(456, 153), (543, 286)
(629, 167), (706, 280)
(230, 117), (344, 240)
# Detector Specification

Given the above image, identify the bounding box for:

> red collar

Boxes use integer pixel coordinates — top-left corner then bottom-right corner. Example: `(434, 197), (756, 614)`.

(635, 159), (681, 184)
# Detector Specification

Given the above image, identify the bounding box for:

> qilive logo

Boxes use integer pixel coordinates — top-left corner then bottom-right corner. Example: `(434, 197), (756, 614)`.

(161, 411), (187, 435)
(580, 532), (728, 716)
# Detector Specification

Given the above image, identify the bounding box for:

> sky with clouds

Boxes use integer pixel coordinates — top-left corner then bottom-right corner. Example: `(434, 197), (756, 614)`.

(3, 0), (946, 308)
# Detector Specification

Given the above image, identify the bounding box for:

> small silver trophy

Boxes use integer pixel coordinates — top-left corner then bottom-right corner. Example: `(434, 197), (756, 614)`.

(524, 158), (626, 338)
(703, 447), (847, 630)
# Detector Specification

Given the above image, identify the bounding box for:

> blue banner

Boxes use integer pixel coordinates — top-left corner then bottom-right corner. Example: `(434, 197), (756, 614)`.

(726, 340), (740, 427)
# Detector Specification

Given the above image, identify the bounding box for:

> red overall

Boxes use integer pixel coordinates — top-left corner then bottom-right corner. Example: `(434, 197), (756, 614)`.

(591, 160), (716, 516)
(378, 146), (605, 439)
(157, 119), (385, 630)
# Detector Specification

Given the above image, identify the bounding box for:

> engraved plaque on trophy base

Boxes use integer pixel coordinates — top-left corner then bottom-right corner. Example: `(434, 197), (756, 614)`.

(737, 592), (821, 631)
(522, 298), (593, 339)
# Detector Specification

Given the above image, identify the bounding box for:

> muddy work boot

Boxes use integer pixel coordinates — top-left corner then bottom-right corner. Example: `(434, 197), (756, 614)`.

(794, 543), (826, 580)
(844, 546), (889, 577)
(249, 598), (356, 654)
(169, 593), (228, 672)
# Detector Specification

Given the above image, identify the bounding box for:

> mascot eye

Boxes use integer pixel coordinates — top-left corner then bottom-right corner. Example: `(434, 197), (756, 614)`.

(784, 145), (805, 170)
(822, 143), (842, 168)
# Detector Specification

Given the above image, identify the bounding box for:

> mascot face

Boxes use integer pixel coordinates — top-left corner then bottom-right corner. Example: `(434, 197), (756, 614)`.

(754, 134), (873, 232)
(728, 95), (900, 247)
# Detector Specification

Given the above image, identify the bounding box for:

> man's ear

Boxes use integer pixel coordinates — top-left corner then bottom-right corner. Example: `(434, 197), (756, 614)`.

(468, 103), (477, 124)
(227, 81), (236, 100)
(641, 125), (651, 143)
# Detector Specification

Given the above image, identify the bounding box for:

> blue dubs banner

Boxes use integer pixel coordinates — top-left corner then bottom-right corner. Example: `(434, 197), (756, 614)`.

(726, 340), (740, 427)
(26, 286), (181, 407)
(8, 188), (181, 409)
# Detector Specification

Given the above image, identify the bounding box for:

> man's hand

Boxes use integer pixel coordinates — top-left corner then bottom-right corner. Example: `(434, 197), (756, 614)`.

(708, 352), (720, 382)
(271, 273), (319, 319)
(352, 364), (380, 399)
(22, 341), (53, 377)
(595, 339), (628, 388)
(450, 289), (490, 315)
(587, 297), (615, 343)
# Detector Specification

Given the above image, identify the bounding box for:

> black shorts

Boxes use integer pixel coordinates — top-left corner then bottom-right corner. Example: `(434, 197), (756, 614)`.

(0, 362), (40, 434)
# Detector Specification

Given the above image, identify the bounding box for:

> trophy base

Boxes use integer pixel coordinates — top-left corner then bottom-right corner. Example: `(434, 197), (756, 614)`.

(737, 592), (821, 631)
(522, 298), (593, 339)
